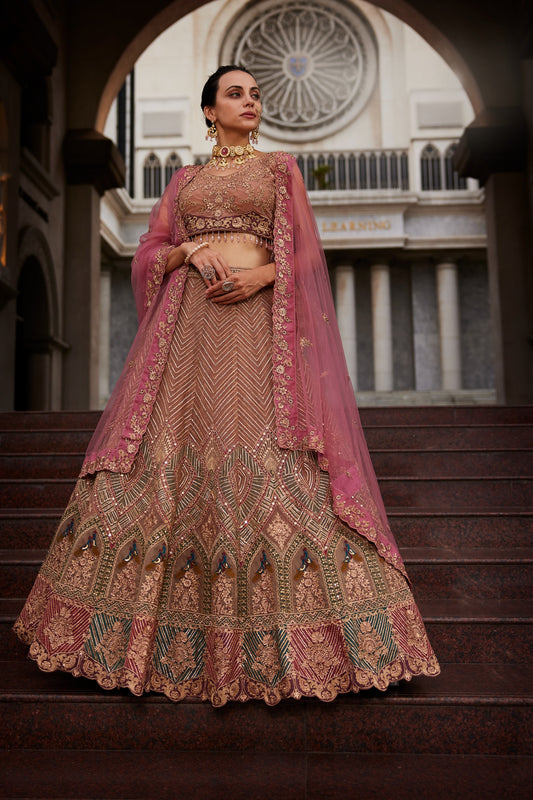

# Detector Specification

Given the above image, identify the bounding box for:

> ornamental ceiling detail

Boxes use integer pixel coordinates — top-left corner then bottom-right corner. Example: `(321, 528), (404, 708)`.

(220, 0), (378, 142)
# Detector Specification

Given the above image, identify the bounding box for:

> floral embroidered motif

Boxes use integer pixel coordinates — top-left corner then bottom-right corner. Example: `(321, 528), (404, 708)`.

(251, 554), (276, 615)
(162, 630), (196, 675)
(109, 544), (140, 601)
(302, 629), (342, 682)
(44, 606), (75, 650)
(341, 541), (375, 601)
(61, 533), (100, 593)
(294, 551), (326, 612)
(96, 621), (129, 666)
(252, 633), (280, 683)
(212, 632), (234, 678)
(404, 606), (428, 651)
(47, 521), (75, 573)
(266, 512), (293, 551)
(212, 554), (236, 616)
(383, 560), (408, 594)
(358, 620), (387, 669)
(171, 553), (201, 612)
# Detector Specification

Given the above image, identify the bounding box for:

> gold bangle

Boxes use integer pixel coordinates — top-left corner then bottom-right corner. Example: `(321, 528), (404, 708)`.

(183, 241), (208, 266)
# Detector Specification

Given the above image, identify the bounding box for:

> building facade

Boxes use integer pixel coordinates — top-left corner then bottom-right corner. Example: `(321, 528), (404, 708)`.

(100, 0), (493, 407)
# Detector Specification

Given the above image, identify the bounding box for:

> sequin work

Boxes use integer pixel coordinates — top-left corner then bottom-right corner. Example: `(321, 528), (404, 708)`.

(14, 269), (439, 705)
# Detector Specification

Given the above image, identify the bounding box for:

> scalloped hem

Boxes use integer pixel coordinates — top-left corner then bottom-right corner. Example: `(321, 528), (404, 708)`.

(20, 632), (440, 708)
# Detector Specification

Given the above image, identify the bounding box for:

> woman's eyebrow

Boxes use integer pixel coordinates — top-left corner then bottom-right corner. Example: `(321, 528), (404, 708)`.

(225, 84), (261, 93)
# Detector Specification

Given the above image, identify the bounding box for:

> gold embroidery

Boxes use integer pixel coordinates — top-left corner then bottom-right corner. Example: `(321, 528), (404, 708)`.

(61, 533), (100, 593)
(252, 633), (280, 682)
(162, 630), (196, 675)
(294, 551), (326, 612)
(44, 606), (74, 650)
(96, 621), (129, 665)
(266, 512), (293, 552)
(109, 543), (140, 602)
(211, 554), (236, 616)
(251, 553), (276, 615)
(404, 606), (428, 651)
(358, 621), (387, 669)
(302, 629), (342, 682)
(179, 157), (276, 244)
(171, 553), (201, 612)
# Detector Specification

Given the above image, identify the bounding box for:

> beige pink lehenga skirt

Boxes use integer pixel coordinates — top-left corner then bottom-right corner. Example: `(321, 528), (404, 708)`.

(14, 269), (439, 706)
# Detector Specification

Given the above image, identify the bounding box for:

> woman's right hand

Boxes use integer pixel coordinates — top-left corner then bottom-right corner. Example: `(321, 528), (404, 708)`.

(166, 242), (232, 287)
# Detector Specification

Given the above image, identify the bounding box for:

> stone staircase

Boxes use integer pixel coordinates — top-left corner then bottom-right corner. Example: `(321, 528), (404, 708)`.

(0, 407), (532, 799)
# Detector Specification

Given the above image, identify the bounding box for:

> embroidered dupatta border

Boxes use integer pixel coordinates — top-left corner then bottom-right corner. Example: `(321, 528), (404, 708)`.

(271, 154), (405, 575)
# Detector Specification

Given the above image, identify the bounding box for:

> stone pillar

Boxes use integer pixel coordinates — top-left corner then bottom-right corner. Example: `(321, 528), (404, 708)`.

(485, 172), (533, 403)
(455, 108), (533, 402)
(99, 268), (111, 408)
(334, 264), (357, 389)
(371, 263), (393, 391)
(436, 261), (462, 390)
(62, 184), (101, 408)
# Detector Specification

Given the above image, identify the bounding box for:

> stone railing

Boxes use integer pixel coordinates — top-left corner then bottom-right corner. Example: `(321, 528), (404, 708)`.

(295, 150), (410, 192)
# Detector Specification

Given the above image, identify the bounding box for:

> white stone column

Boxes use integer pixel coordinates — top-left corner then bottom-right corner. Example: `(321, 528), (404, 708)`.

(371, 263), (393, 391)
(334, 264), (357, 389)
(98, 269), (111, 408)
(436, 261), (462, 390)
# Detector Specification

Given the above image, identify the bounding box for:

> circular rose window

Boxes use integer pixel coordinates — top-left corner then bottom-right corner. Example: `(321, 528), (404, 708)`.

(220, 0), (378, 142)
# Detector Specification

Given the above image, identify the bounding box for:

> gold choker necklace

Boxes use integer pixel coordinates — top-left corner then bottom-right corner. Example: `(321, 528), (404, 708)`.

(208, 143), (255, 169)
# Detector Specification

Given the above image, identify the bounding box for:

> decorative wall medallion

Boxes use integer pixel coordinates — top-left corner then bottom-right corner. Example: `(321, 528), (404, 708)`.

(221, 0), (378, 142)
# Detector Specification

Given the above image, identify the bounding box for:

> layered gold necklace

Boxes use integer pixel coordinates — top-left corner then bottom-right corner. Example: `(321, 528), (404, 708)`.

(207, 143), (256, 169)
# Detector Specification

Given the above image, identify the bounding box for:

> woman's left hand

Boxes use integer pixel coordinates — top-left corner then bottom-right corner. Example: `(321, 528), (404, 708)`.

(206, 263), (275, 304)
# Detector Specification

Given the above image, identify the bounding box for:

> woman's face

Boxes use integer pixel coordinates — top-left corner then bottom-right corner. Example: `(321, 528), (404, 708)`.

(204, 70), (262, 140)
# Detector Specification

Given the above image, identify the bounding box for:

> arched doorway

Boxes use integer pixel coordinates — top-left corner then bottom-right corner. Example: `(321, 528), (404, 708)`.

(15, 256), (53, 410)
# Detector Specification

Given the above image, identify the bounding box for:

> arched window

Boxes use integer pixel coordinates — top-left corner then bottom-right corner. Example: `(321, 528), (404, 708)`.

(420, 144), (442, 190)
(165, 152), (182, 185)
(143, 153), (161, 198)
(444, 144), (467, 190)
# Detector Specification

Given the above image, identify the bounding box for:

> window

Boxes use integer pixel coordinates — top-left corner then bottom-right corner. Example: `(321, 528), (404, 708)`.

(165, 152), (182, 185)
(444, 144), (467, 190)
(143, 152), (161, 198)
(421, 144), (442, 190)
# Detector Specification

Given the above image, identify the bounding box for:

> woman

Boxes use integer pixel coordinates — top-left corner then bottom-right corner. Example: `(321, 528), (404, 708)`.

(14, 66), (439, 706)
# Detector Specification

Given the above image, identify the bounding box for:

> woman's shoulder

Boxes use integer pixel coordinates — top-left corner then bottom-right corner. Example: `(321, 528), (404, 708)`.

(263, 150), (297, 167)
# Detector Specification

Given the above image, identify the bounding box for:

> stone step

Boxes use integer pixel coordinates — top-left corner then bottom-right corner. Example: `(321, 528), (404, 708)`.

(1, 545), (532, 600)
(1, 406), (531, 431)
(0, 429), (94, 453)
(1, 425), (532, 455)
(1, 448), (531, 480)
(387, 509), (533, 548)
(1, 507), (530, 551)
(0, 661), (531, 756)
(1, 475), (531, 509)
(0, 749), (531, 800)
(3, 598), (531, 665)
(364, 425), (533, 450)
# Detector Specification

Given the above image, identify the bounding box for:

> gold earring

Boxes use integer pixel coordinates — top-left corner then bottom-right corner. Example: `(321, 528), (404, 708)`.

(206, 121), (218, 142)
(250, 125), (259, 145)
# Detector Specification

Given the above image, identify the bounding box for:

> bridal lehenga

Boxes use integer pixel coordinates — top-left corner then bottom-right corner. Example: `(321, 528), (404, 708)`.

(14, 152), (439, 706)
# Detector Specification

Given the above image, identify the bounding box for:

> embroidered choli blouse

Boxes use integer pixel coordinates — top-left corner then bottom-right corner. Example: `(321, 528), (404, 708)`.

(179, 154), (276, 248)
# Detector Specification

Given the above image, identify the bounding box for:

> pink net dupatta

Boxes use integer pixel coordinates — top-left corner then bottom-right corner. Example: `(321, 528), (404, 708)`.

(80, 167), (196, 475)
(272, 155), (405, 574)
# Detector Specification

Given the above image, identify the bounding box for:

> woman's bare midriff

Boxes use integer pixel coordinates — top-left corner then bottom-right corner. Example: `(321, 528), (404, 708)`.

(192, 239), (272, 270)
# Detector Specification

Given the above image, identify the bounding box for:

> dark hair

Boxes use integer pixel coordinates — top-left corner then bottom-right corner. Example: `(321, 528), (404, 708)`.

(201, 65), (257, 127)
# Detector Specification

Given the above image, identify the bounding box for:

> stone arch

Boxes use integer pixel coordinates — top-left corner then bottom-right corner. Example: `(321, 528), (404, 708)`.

(91, 0), (485, 134)
(14, 227), (60, 410)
